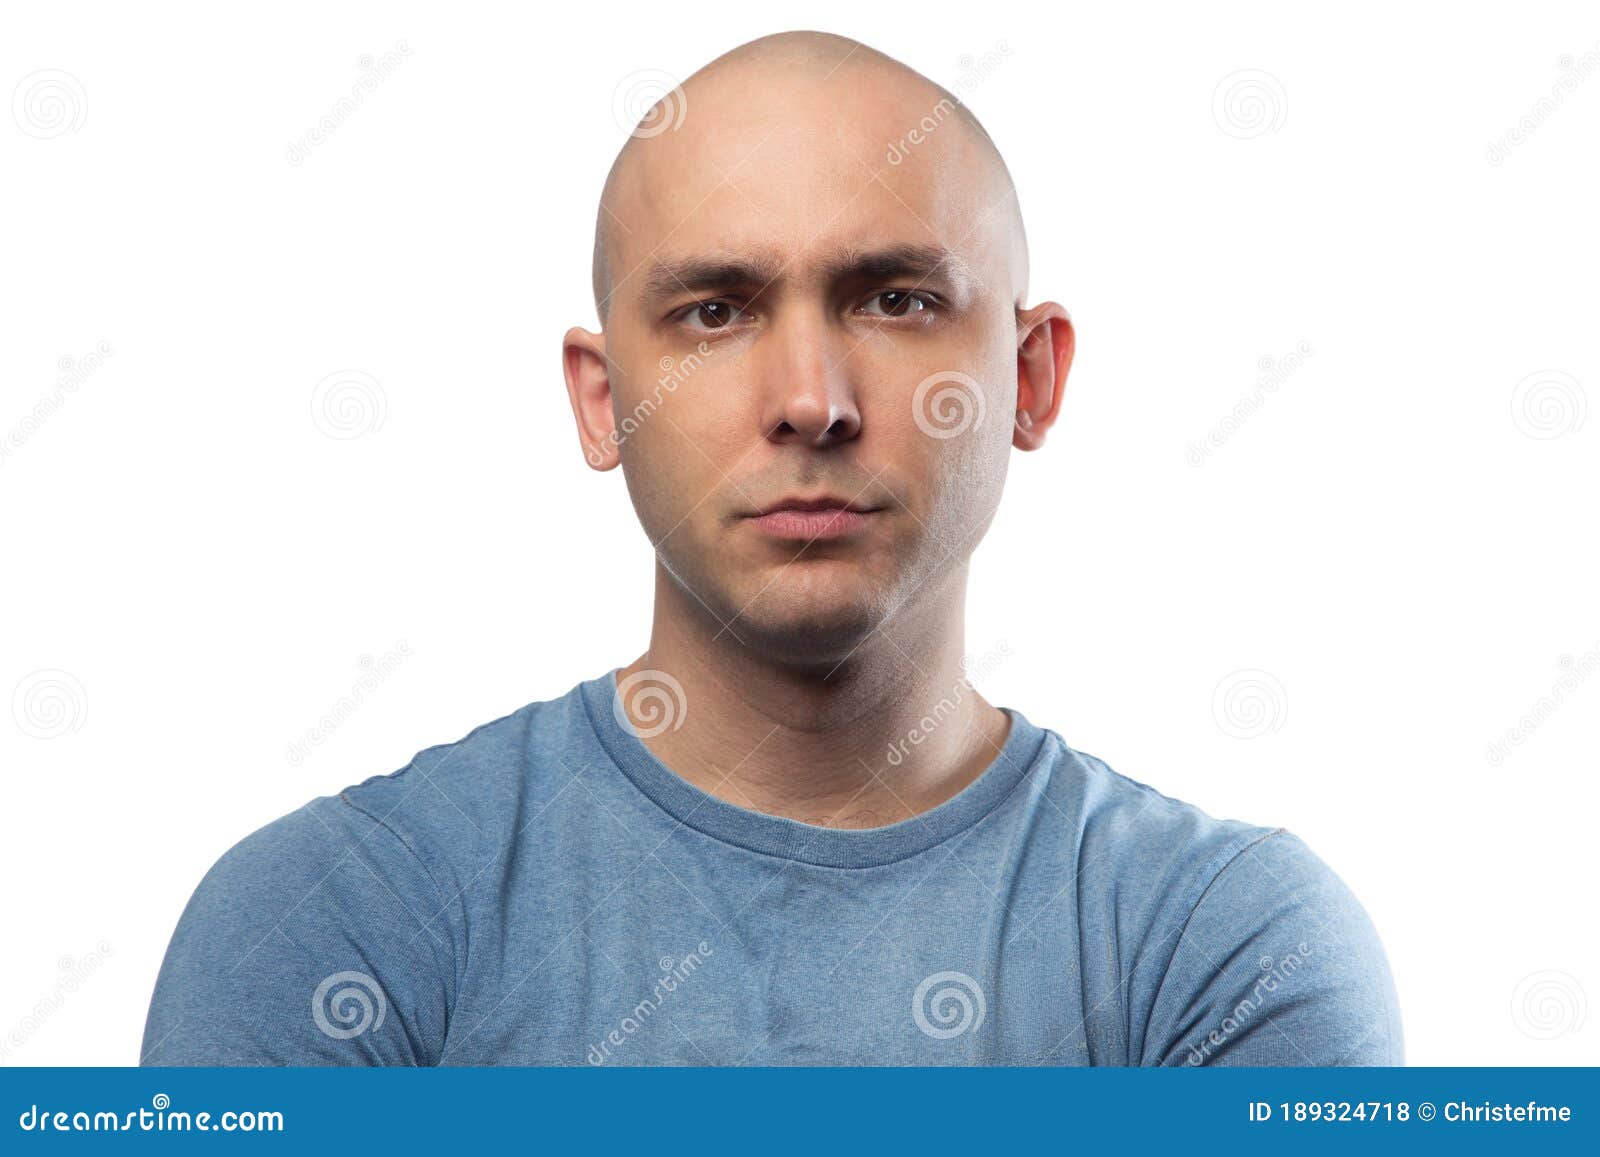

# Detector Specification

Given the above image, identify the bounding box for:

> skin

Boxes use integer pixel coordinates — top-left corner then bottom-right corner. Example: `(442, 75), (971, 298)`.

(563, 31), (1074, 828)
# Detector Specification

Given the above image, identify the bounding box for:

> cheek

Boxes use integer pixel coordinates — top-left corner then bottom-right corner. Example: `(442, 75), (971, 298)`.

(875, 380), (1006, 494)
(612, 374), (728, 491)
(615, 419), (691, 537)
(929, 436), (998, 520)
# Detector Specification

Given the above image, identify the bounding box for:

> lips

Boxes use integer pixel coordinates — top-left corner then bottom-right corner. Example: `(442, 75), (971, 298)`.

(746, 495), (879, 541)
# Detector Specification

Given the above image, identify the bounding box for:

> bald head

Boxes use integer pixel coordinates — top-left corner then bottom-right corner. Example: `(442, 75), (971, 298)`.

(590, 31), (1027, 325)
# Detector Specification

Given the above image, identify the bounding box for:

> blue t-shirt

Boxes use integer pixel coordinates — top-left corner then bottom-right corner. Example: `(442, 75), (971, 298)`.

(141, 670), (1403, 1066)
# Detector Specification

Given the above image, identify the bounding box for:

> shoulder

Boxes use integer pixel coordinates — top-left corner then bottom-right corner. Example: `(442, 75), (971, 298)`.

(142, 676), (599, 1065)
(330, 677), (599, 892)
(142, 793), (455, 1064)
(1152, 824), (1404, 1065)
(1043, 739), (1402, 1066)
(1055, 741), (1286, 922)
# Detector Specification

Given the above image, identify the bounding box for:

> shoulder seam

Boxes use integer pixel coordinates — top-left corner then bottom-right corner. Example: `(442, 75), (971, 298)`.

(1184, 826), (1289, 933)
(335, 790), (461, 970)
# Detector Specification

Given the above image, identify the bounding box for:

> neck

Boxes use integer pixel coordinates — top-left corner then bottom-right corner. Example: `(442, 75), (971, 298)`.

(616, 565), (1012, 828)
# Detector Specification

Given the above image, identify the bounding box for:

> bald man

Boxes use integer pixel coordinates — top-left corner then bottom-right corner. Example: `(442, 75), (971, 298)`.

(142, 32), (1402, 1066)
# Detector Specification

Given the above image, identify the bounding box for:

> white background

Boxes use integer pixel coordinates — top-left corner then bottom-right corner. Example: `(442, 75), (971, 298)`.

(2, 1), (1596, 1066)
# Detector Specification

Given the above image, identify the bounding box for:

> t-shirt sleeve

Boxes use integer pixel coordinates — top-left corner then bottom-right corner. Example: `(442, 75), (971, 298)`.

(1143, 828), (1404, 1066)
(139, 793), (456, 1066)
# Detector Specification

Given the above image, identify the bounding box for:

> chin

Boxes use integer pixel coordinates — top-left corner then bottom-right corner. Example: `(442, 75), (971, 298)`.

(732, 570), (891, 667)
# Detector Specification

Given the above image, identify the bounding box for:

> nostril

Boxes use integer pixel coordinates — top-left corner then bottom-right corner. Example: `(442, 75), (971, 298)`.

(767, 412), (857, 444)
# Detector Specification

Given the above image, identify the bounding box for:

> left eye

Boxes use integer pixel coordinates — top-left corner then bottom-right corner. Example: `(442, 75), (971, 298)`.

(859, 290), (933, 318)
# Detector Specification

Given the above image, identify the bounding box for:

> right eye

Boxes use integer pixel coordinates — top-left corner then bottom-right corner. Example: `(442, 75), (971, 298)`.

(678, 301), (749, 332)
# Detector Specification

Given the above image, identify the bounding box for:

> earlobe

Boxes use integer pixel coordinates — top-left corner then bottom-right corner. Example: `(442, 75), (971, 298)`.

(562, 327), (621, 471)
(1013, 303), (1074, 451)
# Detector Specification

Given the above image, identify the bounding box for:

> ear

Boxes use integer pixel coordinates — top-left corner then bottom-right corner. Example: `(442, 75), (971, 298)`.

(1013, 302), (1074, 451)
(563, 326), (620, 470)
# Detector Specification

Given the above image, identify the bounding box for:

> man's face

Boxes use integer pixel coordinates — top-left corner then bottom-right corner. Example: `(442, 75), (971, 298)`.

(584, 68), (1026, 663)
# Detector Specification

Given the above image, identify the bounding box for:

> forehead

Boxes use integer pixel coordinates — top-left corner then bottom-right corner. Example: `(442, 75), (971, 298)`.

(603, 72), (1016, 306)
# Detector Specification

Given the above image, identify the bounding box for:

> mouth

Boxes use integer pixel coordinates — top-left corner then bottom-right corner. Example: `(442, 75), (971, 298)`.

(744, 494), (881, 541)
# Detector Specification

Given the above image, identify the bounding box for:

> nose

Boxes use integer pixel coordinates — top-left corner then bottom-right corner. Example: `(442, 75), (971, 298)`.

(758, 304), (862, 448)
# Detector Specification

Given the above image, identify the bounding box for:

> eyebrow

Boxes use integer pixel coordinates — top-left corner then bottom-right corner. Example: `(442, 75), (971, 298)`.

(638, 242), (972, 306)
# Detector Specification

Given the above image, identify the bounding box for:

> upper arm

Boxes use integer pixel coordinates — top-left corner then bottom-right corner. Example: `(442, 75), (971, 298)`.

(140, 795), (455, 1066)
(1143, 829), (1404, 1067)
